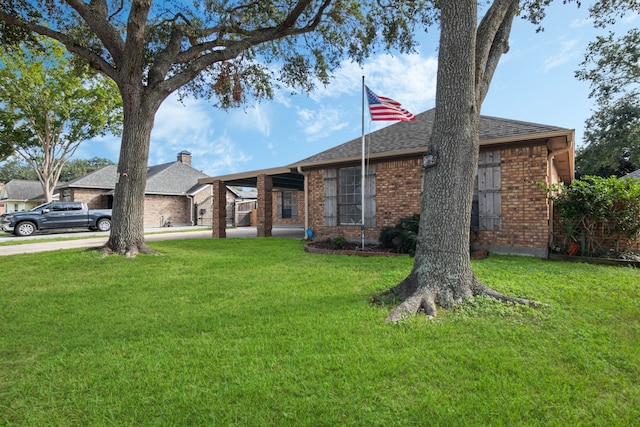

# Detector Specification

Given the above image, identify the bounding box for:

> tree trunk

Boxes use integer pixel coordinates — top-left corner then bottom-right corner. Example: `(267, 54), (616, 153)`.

(385, 0), (536, 322)
(102, 88), (158, 257)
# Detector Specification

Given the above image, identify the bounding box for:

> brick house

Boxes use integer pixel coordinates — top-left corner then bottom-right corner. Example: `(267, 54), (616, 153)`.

(57, 151), (215, 227)
(200, 109), (575, 257)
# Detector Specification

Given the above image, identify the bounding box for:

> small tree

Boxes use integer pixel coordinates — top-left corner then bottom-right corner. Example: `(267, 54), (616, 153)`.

(0, 38), (122, 202)
(539, 176), (640, 255)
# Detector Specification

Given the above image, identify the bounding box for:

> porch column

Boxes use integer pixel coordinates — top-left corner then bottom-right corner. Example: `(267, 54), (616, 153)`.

(212, 180), (226, 238)
(257, 174), (273, 237)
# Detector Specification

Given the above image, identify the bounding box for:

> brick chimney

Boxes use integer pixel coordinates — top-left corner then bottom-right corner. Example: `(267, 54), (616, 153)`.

(177, 150), (192, 166)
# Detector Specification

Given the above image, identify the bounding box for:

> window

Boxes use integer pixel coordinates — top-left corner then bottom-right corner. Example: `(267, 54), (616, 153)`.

(338, 167), (362, 225)
(277, 191), (297, 219)
(325, 167), (376, 227)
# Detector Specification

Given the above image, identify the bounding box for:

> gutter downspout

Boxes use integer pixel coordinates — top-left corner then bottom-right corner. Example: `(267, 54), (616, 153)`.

(297, 166), (309, 239)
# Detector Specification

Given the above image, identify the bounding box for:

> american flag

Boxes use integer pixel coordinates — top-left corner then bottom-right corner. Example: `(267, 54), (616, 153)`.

(365, 86), (416, 121)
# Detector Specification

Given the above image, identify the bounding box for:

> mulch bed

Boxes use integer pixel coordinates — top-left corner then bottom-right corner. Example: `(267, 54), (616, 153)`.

(304, 240), (406, 257)
(304, 239), (489, 259)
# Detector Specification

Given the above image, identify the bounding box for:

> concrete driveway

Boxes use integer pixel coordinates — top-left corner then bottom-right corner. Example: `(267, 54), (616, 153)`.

(0, 226), (306, 256)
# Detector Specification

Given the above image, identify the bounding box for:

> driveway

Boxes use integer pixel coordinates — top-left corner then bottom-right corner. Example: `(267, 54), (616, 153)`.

(0, 226), (306, 256)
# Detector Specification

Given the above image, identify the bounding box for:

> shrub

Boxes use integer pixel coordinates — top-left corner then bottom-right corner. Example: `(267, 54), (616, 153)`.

(330, 235), (349, 250)
(538, 175), (640, 255)
(379, 214), (420, 255)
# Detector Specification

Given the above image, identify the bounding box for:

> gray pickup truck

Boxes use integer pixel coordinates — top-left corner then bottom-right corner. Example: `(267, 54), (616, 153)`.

(0, 201), (112, 237)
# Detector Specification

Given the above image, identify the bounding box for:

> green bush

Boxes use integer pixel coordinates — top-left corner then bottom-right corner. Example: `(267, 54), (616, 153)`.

(538, 175), (640, 255)
(330, 235), (349, 250)
(379, 214), (420, 255)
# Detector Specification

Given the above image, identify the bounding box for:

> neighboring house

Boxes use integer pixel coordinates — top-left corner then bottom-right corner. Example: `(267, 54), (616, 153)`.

(57, 151), (214, 227)
(201, 109), (575, 258)
(0, 179), (59, 212)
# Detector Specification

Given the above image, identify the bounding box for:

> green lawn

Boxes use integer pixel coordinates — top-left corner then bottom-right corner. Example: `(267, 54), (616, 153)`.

(1, 238), (638, 426)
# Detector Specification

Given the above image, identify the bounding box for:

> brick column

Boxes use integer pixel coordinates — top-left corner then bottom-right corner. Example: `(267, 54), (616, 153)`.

(257, 174), (273, 237)
(212, 180), (227, 238)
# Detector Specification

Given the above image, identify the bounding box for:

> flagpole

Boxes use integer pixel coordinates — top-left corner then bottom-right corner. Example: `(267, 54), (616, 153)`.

(361, 76), (366, 250)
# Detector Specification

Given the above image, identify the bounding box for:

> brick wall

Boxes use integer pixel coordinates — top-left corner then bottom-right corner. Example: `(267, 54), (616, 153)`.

(272, 190), (305, 226)
(68, 188), (111, 209)
(476, 144), (550, 255)
(305, 143), (554, 256)
(144, 194), (191, 227)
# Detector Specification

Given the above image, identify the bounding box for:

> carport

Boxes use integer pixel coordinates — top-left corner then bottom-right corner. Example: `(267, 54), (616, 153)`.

(198, 166), (305, 238)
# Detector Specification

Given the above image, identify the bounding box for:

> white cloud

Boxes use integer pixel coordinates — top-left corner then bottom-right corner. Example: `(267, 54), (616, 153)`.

(542, 38), (579, 73)
(296, 106), (349, 142)
(311, 53), (438, 113)
(190, 134), (252, 176)
(569, 17), (592, 28)
(229, 104), (272, 136)
(146, 95), (251, 176)
(621, 12), (639, 25)
(74, 133), (121, 162)
(284, 52), (438, 143)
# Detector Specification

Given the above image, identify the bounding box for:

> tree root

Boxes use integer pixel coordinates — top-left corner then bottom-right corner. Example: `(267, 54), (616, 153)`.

(383, 274), (540, 323)
(92, 242), (159, 258)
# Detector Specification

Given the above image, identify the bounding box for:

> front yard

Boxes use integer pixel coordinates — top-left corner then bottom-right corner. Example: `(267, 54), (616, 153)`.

(1, 238), (638, 425)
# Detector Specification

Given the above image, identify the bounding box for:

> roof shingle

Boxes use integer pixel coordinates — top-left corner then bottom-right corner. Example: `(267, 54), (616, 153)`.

(293, 109), (570, 166)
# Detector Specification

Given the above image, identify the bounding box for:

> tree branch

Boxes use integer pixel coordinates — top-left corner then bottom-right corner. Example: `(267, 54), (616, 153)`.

(64, 0), (126, 67)
(475, 0), (518, 105)
(0, 11), (119, 81)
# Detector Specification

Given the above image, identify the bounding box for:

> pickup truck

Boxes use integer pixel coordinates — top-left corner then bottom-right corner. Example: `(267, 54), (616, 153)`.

(0, 201), (112, 237)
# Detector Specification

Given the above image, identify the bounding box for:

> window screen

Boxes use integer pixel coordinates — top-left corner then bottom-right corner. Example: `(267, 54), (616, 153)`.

(338, 167), (362, 225)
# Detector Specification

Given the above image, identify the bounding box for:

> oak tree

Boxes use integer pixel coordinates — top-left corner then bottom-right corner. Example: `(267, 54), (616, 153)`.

(384, 0), (640, 321)
(384, 0), (542, 321)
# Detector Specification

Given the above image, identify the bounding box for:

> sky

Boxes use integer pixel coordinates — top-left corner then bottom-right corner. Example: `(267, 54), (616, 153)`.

(73, 3), (638, 178)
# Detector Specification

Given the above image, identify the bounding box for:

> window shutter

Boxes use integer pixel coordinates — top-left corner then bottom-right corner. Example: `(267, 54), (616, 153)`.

(291, 191), (298, 219)
(324, 169), (337, 226)
(276, 192), (283, 220)
(364, 164), (376, 227)
(477, 150), (502, 231)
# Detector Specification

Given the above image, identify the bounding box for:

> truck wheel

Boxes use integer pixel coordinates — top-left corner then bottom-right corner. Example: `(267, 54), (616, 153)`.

(14, 221), (36, 237)
(96, 218), (111, 232)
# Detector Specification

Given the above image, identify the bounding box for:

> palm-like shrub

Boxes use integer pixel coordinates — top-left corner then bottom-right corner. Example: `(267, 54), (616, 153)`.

(379, 214), (420, 255)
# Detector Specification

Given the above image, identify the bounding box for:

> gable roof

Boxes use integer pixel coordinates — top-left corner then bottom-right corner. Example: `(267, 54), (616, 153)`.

(293, 109), (572, 166)
(61, 164), (118, 189)
(59, 162), (211, 196)
(145, 161), (209, 195)
(0, 179), (50, 201)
